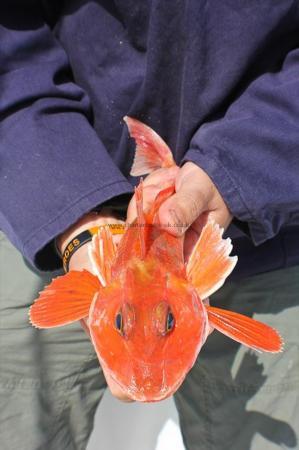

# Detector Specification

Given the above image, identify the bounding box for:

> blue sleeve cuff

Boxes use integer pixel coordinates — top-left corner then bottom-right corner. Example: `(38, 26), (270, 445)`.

(26, 181), (133, 271)
(182, 147), (279, 246)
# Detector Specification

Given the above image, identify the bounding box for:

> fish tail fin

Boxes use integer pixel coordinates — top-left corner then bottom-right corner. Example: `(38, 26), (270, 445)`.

(206, 305), (283, 353)
(124, 116), (175, 176)
(29, 270), (101, 328)
(186, 220), (237, 299)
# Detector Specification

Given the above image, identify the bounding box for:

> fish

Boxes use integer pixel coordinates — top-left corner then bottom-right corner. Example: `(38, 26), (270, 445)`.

(29, 116), (283, 402)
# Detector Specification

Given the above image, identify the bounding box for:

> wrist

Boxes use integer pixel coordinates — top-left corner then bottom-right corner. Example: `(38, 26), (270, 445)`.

(56, 209), (125, 272)
(56, 211), (104, 255)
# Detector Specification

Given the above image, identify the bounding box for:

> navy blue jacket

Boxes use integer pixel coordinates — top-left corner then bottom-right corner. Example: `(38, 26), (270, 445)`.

(1, 1), (299, 277)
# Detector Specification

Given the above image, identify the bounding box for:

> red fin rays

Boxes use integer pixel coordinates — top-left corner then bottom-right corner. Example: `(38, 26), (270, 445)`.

(187, 221), (238, 299)
(29, 270), (101, 328)
(206, 306), (283, 353)
(147, 185), (175, 223)
(115, 184), (177, 268)
(124, 116), (175, 176)
(88, 226), (117, 286)
(135, 181), (146, 259)
(115, 183), (149, 266)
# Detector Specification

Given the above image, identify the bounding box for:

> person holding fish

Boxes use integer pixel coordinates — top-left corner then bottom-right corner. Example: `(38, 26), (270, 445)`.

(1, 1), (299, 450)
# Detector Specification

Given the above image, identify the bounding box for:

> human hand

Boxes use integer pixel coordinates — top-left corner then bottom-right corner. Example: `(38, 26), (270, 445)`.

(127, 162), (233, 260)
(57, 209), (134, 402)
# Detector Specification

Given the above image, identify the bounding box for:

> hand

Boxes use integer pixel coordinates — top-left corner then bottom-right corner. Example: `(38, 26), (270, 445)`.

(57, 209), (134, 402)
(127, 162), (233, 260)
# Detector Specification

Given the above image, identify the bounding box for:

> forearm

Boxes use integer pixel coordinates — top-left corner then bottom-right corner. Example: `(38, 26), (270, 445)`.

(0, 4), (133, 270)
(183, 47), (299, 245)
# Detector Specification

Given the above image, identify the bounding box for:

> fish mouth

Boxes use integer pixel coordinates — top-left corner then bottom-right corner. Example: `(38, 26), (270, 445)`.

(110, 359), (187, 402)
(125, 373), (185, 402)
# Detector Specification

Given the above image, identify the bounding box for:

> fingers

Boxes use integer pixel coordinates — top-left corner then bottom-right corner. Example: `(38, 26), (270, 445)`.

(158, 163), (213, 235)
(159, 162), (232, 236)
(207, 209), (233, 232)
(158, 189), (206, 235)
(127, 161), (232, 238)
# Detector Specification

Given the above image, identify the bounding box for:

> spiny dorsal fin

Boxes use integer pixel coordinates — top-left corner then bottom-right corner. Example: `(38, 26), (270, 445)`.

(134, 181), (146, 259)
(147, 185), (175, 223)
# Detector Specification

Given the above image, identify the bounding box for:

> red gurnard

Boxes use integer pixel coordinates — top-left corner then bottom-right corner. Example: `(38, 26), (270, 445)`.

(29, 117), (283, 402)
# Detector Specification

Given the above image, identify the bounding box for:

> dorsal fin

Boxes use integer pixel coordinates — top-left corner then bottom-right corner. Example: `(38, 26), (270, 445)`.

(113, 182), (149, 270)
(147, 185), (175, 223)
(124, 116), (175, 176)
(135, 180), (147, 259)
(145, 185), (184, 274)
(114, 184), (176, 270)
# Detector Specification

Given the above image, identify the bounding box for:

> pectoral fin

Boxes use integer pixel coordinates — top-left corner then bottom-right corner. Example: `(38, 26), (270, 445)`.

(88, 226), (117, 286)
(206, 305), (283, 353)
(29, 270), (101, 328)
(186, 220), (237, 299)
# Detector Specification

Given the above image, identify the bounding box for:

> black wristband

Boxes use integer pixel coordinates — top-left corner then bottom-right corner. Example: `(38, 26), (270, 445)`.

(61, 224), (125, 272)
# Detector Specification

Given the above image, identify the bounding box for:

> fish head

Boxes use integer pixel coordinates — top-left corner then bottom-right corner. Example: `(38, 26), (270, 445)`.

(89, 262), (208, 401)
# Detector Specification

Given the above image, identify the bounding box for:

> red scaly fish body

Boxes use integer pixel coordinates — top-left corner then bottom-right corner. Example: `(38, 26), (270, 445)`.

(29, 116), (283, 402)
(89, 228), (208, 401)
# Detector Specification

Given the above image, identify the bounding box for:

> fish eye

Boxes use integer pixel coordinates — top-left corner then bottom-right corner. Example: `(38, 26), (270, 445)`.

(114, 304), (135, 337)
(154, 302), (175, 336)
(115, 311), (123, 334)
(166, 310), (175, 333)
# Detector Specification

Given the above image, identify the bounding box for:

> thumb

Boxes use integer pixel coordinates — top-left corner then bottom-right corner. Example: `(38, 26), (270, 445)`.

(158, 182), (208, 236)
(159, 161), (233, 236)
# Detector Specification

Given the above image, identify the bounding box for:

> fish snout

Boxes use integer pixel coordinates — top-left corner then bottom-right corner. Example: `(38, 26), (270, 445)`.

(127, 360), (180, 401)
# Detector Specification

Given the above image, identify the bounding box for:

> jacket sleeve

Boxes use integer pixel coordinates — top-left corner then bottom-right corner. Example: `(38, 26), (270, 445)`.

(183, 47), (299, 245)
(0, 5), (133, 270)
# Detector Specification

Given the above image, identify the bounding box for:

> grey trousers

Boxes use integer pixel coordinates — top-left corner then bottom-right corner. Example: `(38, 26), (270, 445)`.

(1, 231), (298, 450)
